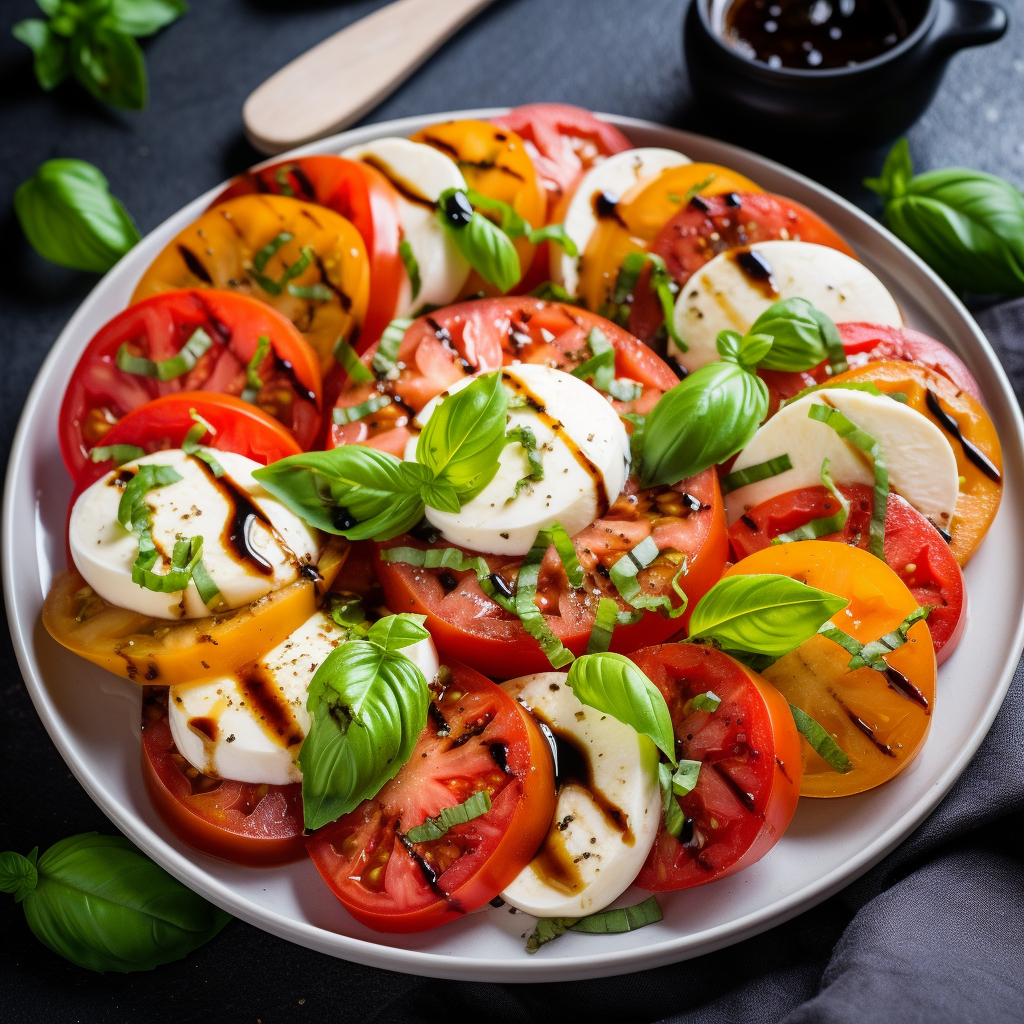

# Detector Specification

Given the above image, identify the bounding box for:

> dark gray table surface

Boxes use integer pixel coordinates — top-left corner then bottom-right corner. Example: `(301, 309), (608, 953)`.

(2, 2), (1024, 1021)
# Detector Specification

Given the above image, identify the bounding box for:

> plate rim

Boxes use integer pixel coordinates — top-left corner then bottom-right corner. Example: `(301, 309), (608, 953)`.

(5, 109), (1024, 982)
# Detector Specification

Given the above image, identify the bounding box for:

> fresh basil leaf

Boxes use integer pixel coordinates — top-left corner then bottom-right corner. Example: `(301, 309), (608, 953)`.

(12, 19), (69, 90)
(365, 612), (430, 652)
(416, 371), (508, 503)
(398, 240), (421, 300)
(640, 361), (768, 488)
(327, 592), (369, 630)
(379, 545), (516, 613)
(0, 849), (38, 902)
(1, 834), (229, 972)
(688, 574), (848, 658)
(659, 762), (685, 837)
(420, 477), (461, 514)
(745, 297), (832, 372)
(720, 454), (792, 495)
(89, 443), (145, 466)
(299, 638), (429, 830)
(466, 189), (528, 238)
(566, 652), (676, 762)
(808, 403), (888, 559)
(609, 535), (689, 619)
(865, 138), (1024, 296)
(71, 26), (147, 110)
(586, 596), (641, 655)
(789, 705), (851, 773)
(373, 317), (411, 378)
(515, 527), (576, 669)
(405, 790), (491, 843)
(528, 222), (578, 257)
(103, 0), (188, 38)
(252, 448), (425, 541)
(14, 158), (140, 272)
(438, 188), (521, 292)
(773, 457), (850, 543)
(333, 335), (374, 383)
(525, 896), (663, 953)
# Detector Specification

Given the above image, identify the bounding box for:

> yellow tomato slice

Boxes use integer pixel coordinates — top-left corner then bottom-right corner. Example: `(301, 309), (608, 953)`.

(410, 119), (546, 296)
(725, 540), (936, 798)
(578, 162), (764, 312)
(43, 538), (349, 685)
(131, 195), (370, 371)
(829, 360), (1002, 566)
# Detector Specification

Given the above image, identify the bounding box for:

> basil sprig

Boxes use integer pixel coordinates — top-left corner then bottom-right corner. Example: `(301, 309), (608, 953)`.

(298, 614), (431, 831)
(253, 372), (508, 541)
(438, 188), (520, 292)
(687, 574), (848, 660)
(14, 158), (140, 272)
(13, 0), (188, 110)
(865, 138), (1024, 296)
(640, 331), (769, 488)
(0, 833), (229, 972)
(739, 297), (847, 374)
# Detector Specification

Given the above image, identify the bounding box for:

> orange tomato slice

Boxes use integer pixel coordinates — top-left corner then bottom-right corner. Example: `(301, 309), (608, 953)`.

(131, 195), (370, 372)
(578, 162), (763, 312)
(725, 540), (936, 798)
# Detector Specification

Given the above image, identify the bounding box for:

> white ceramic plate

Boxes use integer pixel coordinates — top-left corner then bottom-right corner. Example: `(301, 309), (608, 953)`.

(5, 111), (1024, 982)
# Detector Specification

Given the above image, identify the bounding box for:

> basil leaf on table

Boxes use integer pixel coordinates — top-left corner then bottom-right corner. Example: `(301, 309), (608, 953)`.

(438, 188), (521, 292)
(688, 574), (848, 659)
(70, 24), (147, 109)
(566, 652), (677, 763)
(15, 158), (140, 272)
(0, 834), (229, 973)
(103, 0), (189, 38)
(865, 138), (1024, 296)
(252, 447), (426, 541)
(12, 18), (70, 90)
(416, 371), (509, 503)
(299, 615), (430, 830)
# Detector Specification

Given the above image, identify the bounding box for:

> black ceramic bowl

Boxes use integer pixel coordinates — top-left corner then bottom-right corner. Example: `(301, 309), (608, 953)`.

(684, 0), (1008, 146)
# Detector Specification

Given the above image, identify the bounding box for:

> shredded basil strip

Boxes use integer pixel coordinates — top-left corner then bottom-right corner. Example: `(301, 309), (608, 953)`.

(287, 282), (334, 301)
(789, 704), (851, 773)
(333, 335), (374, 383)
(819, 606), (931, 673)
(115, 327), (213, 382)
(529, 281), (582, 304)
(89, 444), (144, 466)
(191, 558), (222, 608)
(783, 380), (907, 408)
(528, 222), (578, 256)
(505, 424), (544, 501)
(609, 536), (688, 618)
(249, 241), (314, 296)
(610, 251), (684, 348)
(659, 762), (685, 836)
(672, 759), (702, 796)
(719, 454), (793, 495)
(621, 412), (646, 474)
(405, 790), (491, 843)
(333, 395), (391, 426)
(586, 596), (641, 655)
(241, 333), (270, 403)
(821, 316), (849, 375)
(374, 318), (412, 378)
(808, 403), (888, 560)
(117, 464), (182, 530)
(682, 173), (717, 203)
(379, 546), (515, 613)
(133, 535), (204, 593)
(525, 897), (663, 953)
(572, 327), (640, 400)
(181, 411), (224, 477)
(691, 691), (721, 712)
(253, 232), (291, 272)
(515, 526), (577, 669)
(398, 240), (421, 301)
(772, 458), (850, 544)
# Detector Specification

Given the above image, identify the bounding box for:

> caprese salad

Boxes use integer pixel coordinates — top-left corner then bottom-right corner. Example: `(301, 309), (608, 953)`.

(43, 104), (1002, 951)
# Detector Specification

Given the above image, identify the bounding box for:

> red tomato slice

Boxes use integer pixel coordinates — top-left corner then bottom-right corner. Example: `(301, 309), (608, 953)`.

(141, 687), (305, 866)
(629, 192), (857, 346)
(374, 468), (728, 680)
(305, 660), (555, 933)
(329, 297), (678, 453)
(59, 289), (321, 481)
(838, 322), (981, 401)
(490, 103), (633, 215)
(212, 156), (403, 352)
(728, 485), (966, 663)
(631, 644), (802, 891)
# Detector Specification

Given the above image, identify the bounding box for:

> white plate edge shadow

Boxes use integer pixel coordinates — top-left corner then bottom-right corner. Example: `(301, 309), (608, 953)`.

(4, 109), (1024, 982)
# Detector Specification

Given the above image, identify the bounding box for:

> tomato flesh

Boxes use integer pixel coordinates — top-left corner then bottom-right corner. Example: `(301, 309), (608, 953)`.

(305, 661), (555, 932)
(728, 484), (966, 663)
(631, 643), (801, 890)
(142, 687), (305, 865)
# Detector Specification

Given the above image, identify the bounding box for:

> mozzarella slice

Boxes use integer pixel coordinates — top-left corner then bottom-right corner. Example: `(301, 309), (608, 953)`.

(342, 137), (470, 314)
(500, 672), (660, 918)
(69, 449), (320, 620)
(725, 389), (960, 533)
(168, 610), (440, 785)
(404, 364), (630, 556)
(551, 147), (691, 296)
(670, 240), (903, 372)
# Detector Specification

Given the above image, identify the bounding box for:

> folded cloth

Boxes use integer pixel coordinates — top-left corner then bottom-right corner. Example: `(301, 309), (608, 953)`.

(363, 301), (1024, 1024)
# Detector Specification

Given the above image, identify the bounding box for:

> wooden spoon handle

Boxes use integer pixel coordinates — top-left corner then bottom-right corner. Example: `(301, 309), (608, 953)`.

(243, 0), (497, 155)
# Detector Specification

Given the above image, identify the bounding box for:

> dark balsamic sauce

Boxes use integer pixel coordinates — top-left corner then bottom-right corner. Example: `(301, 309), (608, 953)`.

(593, 190), (627, 227)
(237, 663), (304, 747)
(732, 248), (779, 298)
(925, 388), (1001, 482)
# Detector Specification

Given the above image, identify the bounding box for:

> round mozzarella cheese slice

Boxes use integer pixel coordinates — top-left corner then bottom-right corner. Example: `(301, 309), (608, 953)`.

(725, 389), (960, 534)
(168, 610), (440, 785)
(404, 364), (630, 556)
(342, 137), (471, 315)
(670, 240), (903, 372)
(69, 449), (321, 620)
(551, 147), (691, 296)
(500, 672), (660, 918)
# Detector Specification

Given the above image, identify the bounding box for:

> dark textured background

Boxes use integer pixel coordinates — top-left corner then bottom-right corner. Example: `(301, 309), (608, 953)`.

(2, 1), (1024, 1021)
